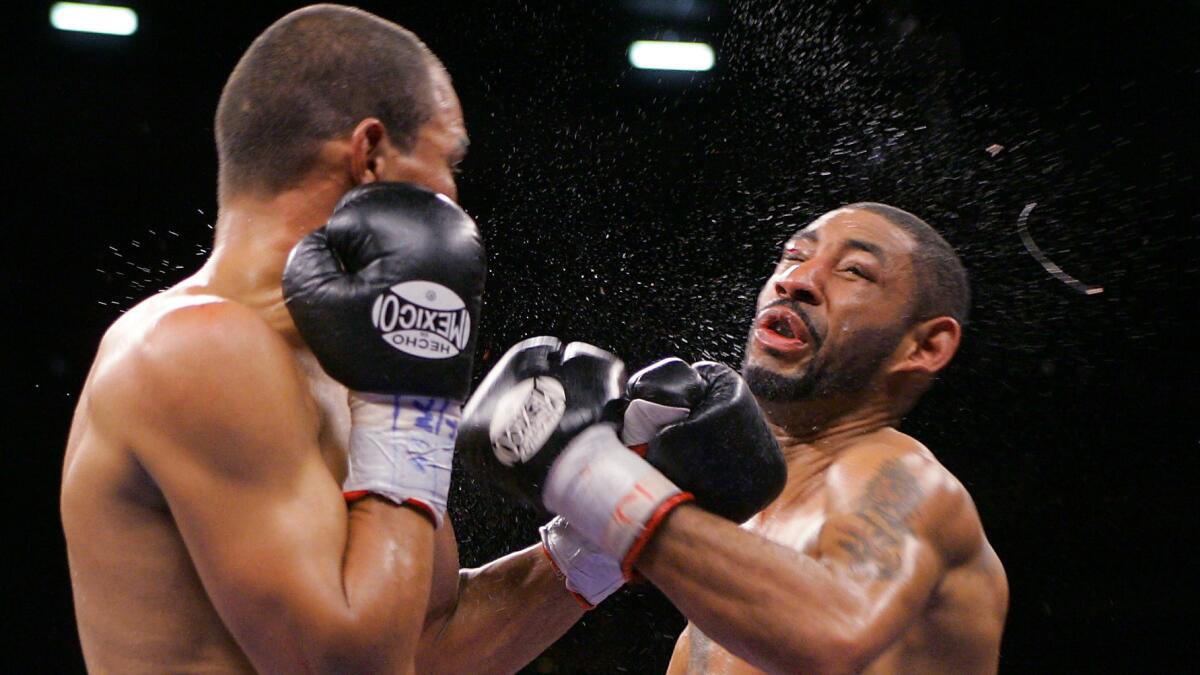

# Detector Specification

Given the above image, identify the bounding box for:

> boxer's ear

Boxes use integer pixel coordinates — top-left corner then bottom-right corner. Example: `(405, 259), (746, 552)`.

(891, 316), (960, 377)
(348, 117), (387, 184)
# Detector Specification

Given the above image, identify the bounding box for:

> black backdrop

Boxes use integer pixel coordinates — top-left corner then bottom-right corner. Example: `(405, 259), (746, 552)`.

(7, 1), (1197, 671)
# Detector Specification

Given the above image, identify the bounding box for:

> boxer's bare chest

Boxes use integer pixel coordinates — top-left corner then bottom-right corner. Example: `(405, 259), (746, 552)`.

(744, 492), (830, 555)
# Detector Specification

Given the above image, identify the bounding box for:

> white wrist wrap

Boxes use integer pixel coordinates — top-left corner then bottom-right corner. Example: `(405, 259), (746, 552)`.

(543, 424), (691, 573)
(345, 392), (461, 527)
(540, 516), (624, 607)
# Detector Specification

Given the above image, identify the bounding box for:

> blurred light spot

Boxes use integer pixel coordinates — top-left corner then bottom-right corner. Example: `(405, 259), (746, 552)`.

(50, 2), (137, 36)
(628, 40), (715, 72)
(621, 0), (717, 20)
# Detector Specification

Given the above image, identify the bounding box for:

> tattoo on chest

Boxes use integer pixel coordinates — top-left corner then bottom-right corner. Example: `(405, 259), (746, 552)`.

(833, 458), (923, 580)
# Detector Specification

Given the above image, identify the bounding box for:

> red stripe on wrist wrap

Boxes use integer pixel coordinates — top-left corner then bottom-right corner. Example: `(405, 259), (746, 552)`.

(620, 492), (694, 579)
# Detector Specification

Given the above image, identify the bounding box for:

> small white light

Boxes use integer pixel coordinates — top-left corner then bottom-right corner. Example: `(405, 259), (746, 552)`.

(628, 40), (715, 72)
(50, 2), (138, 36)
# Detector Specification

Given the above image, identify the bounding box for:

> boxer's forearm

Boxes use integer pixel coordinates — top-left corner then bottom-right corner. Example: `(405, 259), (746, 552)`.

(637, 505), (877, 674)
(416, 545), (585, 674)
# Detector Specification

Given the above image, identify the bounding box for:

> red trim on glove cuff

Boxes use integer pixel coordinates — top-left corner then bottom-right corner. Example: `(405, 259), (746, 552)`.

(343, 491), (438, 527)
(343, 490), (372, 503)
(400, 498), (438, 526)
(620, 492), (694, 579)
(539, 545), (595, 610)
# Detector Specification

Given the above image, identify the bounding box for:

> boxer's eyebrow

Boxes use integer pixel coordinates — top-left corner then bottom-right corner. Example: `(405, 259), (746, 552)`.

(785, 230), (818, 248)
(844, 238), (887, 262)
(787, 232), (887, 264)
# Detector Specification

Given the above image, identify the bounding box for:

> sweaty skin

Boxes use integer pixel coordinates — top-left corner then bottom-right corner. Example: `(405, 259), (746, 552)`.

(61, 66), (583, 674)
(657, 431), (1007, 675)
(646, 209), (1008, 674)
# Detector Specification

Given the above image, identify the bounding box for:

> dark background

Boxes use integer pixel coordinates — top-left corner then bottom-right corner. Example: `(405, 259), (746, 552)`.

(7, 0), (1197, 671)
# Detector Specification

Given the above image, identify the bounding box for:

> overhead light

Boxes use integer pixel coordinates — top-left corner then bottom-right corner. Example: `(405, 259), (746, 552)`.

(50, 2), (138, 36)
(628, 40), (715, 72)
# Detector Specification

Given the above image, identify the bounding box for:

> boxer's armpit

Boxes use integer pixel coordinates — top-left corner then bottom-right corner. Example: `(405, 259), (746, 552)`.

(824, 459), (923, 581)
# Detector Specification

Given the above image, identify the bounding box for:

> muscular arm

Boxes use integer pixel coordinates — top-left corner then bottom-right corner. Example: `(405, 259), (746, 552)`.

(417, 543), (586, 675)
(98, 300), (434, 673)
(639, 452), (970, 674)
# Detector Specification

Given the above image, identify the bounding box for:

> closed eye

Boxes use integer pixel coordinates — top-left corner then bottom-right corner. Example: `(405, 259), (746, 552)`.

(843, 265), (874, 281)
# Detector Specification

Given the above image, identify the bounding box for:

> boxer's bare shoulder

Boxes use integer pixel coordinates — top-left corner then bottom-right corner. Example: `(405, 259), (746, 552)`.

(818, 429), (1008, 673)
(90, 291), (313, 450)
(61, 288), (324, 673)
(823, 430), (1003, 572)
(825, 430), (981, 557)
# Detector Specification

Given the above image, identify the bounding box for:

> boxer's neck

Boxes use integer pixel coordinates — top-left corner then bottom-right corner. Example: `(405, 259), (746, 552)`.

(765, 397), (898, 495)
(202, 178), (348, 338)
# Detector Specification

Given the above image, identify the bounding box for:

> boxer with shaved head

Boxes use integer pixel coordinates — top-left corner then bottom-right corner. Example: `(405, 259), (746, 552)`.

(62, 6), (589, 672)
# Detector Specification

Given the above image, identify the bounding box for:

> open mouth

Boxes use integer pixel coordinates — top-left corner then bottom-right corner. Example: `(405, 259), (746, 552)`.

(754, 306), (812, 354)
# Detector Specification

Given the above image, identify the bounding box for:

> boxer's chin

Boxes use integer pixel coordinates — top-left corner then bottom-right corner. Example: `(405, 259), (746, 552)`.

(742, 342), (818, 402)
(742, 362), (817, 402)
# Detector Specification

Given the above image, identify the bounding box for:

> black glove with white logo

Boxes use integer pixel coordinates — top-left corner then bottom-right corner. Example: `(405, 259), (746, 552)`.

(285, 182), (485, 399)
(284, 182), (486, 525)
(459, 337), (694, 577)
(458, 336), (628, 506)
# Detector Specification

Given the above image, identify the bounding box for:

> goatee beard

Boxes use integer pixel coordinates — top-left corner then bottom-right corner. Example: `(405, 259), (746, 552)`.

(742, 360), (821, 402)
(741, 323), (906, 403)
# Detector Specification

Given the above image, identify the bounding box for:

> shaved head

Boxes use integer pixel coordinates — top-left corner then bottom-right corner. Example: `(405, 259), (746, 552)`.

(845, 202), (970, 326)
(215, 4), (441, 197)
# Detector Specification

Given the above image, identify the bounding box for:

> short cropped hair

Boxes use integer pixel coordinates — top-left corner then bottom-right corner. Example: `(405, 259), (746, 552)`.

(846, 202), (971, 326)
(215, 4), (437, 196)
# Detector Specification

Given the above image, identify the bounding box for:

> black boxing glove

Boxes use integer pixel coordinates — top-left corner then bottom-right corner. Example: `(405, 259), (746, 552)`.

(457, 336), (628, 506)
(535, 361), (700, 609)
(283, 182), (486, 525)
(620, 358), (786, 523)
(459, 337), (695, 576)
(284, 182), (485, 399)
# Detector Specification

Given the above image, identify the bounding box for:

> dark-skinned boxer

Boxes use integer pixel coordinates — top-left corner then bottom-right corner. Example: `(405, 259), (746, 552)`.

(461, 204), (1009, 674)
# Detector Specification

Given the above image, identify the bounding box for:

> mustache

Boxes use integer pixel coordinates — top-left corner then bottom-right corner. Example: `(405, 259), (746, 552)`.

(760, 299), (824, 351)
